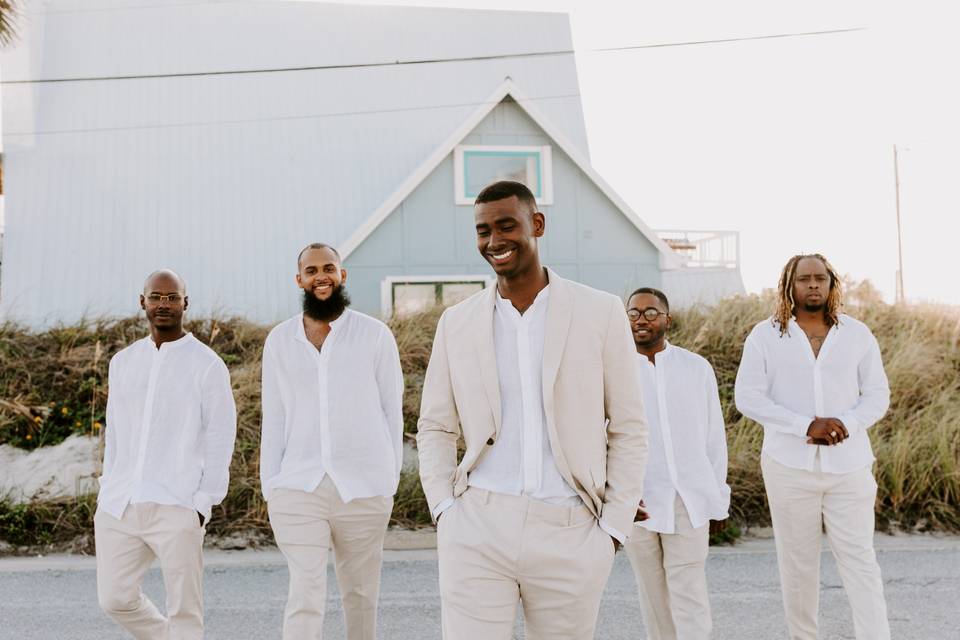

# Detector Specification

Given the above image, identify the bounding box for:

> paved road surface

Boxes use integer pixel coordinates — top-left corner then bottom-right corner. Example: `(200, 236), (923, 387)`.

(1, 534), (958, 639)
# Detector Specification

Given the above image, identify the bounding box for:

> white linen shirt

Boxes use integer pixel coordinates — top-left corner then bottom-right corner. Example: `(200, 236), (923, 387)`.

(635, 342), (730, 534)
(734, 314), (890, 474)
(259, 310), (404, 503)
(435, 287), (625, 541)
(97, 333), (237, 521)
(467, 286), (580, 502)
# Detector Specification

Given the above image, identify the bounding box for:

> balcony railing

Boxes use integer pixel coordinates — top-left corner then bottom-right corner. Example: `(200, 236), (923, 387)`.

(656, 229), (740, 269)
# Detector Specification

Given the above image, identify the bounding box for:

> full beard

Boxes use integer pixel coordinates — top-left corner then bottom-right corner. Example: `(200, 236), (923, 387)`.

(303, 284), (351, 321)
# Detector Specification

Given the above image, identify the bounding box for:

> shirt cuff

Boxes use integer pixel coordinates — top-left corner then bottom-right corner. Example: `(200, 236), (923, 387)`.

(192, 492), (214, 522)
(598, 518), (626, 544)
(432, 497), (456, 522)
(793, 415), (814, 439)
(836, 414), (860, 437)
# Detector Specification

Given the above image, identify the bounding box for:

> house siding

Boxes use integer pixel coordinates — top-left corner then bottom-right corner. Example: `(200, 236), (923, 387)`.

(345, 99), (662, 316)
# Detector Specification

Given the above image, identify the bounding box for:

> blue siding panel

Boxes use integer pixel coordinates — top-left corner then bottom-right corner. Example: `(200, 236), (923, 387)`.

(344, 99), (667, 317)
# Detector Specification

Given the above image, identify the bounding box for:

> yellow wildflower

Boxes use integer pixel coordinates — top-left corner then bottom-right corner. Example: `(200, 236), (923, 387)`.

(25, 434), (32, 440)
(33, 416), (42, 423)
(94, 422), (103, 431)
(61, 407), (69, 416)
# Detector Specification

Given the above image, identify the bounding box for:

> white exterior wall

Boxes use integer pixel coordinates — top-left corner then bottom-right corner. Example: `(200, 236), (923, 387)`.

(0, 1), (589, 326)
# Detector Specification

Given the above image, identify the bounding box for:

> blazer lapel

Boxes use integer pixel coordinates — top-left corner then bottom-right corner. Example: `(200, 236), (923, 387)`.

(474, 285), (502, 437)
(542, 268), (573, 400)
(540, 268), (577, 490)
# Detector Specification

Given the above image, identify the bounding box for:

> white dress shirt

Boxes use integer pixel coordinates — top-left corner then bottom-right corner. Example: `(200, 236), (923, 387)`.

(259, 310), (404, 503)
(636, 342), (730, 534)
(435, 286), (624, 541)
(98, 333), (237, 521)
(735, 314), (890, 474)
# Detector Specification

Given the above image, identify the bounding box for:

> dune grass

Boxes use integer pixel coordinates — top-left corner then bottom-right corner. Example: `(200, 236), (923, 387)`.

(1, 293), (957, 550)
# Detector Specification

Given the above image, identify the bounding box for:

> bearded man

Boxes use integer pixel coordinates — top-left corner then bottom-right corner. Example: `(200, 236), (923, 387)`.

(260, 243), (404, 640)
(735, 253), (891, 640)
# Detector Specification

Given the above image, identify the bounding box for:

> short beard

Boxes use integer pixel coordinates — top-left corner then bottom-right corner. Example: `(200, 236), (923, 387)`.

(802, 301), (825, 313)
(634, 326), (667, 350)
(303, 284), (351, 322)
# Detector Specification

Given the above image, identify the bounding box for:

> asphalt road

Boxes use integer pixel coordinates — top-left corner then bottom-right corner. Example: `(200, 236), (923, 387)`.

(1, 534), (958, 639)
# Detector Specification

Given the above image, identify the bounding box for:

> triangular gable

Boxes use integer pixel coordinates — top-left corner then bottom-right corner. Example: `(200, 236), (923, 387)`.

(339, 78), (682, 269)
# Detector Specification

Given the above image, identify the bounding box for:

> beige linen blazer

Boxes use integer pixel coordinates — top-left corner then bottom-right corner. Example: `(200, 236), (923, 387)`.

(416, 268), (648, 536)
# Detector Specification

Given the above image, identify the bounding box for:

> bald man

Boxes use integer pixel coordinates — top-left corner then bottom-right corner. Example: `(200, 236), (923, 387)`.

(95, 270), (237, 639)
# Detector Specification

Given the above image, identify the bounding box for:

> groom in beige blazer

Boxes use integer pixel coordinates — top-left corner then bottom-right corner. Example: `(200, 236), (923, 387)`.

(417, 180), (648, 639)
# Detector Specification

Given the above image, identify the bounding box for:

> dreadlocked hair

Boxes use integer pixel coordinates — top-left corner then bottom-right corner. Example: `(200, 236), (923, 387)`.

(773, 253), (843, 336)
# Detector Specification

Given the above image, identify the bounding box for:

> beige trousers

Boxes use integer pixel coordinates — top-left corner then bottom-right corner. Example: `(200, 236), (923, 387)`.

(268, 477), (393, 640)
(94, 502), (206, 640)
(762, 453), (890, 640)
(437, 487), (616, 640)
(625, 495), (712, 640)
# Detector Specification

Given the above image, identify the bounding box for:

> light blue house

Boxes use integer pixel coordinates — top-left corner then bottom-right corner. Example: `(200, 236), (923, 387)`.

(341, 78), (689, 317)
(0, 1), (741, 326)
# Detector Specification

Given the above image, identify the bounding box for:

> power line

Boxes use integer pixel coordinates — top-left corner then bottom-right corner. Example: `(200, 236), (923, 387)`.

(1, 92), (581, 137)
(0, 26), (865, 86)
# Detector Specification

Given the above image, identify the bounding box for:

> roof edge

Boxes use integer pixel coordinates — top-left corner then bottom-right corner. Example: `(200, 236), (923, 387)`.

(339, 78), (681, 269)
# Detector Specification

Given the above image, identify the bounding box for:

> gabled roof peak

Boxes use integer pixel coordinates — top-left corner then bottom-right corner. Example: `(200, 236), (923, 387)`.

(340, 78), (681, 269)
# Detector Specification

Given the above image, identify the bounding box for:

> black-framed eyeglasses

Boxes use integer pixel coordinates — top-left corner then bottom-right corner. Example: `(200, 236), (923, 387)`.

(627, 307), (667, 322)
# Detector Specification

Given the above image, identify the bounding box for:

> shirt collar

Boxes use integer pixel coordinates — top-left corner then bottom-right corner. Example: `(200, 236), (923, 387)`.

(637, 339), (672, 365)
(294, 310), (350, 344)
(494, 285), (551, 317)
(142, 331), (194, 352)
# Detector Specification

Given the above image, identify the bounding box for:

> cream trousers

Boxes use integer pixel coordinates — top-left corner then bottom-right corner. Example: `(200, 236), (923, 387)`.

(94, 502), (206, 640)
(625, 495), (712, 640)
(762, 453), (890, 640)
(268, 476), (393, 640)
(437, 487), (616, 640)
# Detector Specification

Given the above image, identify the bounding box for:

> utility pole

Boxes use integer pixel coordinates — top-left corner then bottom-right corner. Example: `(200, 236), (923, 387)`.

(893, 145), (905, 304)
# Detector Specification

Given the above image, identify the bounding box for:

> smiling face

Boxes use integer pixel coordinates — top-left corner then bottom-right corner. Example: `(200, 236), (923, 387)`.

(792, 256), (832, 313)
(474, 195), (544, 280)
(297, 246), (346, 301)
(626, 292), (670, 351)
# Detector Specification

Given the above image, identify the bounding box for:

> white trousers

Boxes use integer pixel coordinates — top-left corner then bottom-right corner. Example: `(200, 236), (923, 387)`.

(762, 453), (890, 640)
(625, 495), (712, 640)
(437, 487), (616, 640)
(94, 503), (206, 640)
(267, 476), (393, 640)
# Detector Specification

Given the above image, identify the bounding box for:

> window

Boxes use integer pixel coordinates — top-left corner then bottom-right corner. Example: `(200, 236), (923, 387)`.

(381, 275), (493, 318)
(454, 145), (553, 205)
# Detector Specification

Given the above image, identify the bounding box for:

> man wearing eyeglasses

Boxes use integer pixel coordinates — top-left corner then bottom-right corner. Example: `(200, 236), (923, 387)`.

(623, 288), (729, 640)
(95, 269), (237, 640)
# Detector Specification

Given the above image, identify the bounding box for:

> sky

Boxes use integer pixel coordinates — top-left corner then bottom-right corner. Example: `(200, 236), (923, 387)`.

(331, 0), (959, 305)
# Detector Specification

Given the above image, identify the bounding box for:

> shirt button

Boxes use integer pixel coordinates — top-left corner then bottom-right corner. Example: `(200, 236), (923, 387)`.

(486, 437), (495, 445)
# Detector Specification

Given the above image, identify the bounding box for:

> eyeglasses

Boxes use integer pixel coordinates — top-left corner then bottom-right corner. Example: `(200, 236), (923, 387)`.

(627, 307), (667, 322)
(145, 293), (184, 304)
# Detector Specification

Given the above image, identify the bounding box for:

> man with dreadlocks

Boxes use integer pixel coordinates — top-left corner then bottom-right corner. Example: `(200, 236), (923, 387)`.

(734, 254), (891, 640)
